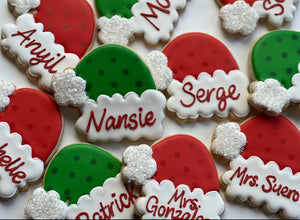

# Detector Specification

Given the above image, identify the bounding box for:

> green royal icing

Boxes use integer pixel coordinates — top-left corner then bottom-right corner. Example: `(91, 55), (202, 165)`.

(44, 143), (122, 205)
(74, 44), (156, 101)
(252, 30), (300, 89)
(95, 0), (138, 18)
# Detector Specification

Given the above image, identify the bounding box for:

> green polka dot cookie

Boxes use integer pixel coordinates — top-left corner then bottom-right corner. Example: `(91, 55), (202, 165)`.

(95, 0), (138, 18)
(249, 30), (300, 116)
(24, 143), (140, 219)
(44, 143), (122, 204)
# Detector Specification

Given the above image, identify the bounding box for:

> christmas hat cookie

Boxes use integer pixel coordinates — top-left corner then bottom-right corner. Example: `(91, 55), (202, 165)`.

(122, 135), (225, 219)
(2, 0), (95, 91)
(163, 32), (250, 121)
(211, 115), (300, 219)
(0, 81), (62, 199)
(52, 44), (170, 142)
(24, 143), (140, 219)
(249, 30), (300, 116)
(218, 0), (298, 35)
(96, 0), (187, 45)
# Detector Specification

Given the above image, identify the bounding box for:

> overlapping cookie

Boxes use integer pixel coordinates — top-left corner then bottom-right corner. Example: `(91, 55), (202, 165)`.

(2, 0), (95, 91)
(249, 30), (300, 116)
(24, 143), (140, 219)
(96, 0), (187, 45)
(122, 135), (225, 219)
(0, 81), (62, 199)
(211, 115), (300, 219)
(163, 32), (250, 122)
(52, 44), (170, 142)
(218, 0), (298, 35)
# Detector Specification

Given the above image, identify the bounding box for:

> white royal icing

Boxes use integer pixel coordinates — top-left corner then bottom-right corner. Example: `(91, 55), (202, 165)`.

(223, 155), (300, 219)
(0, 81), (15, 112)
(136, 179), (225, 219)
(211, 122), (247, 160)
(75, 90), (166, 142)
(144, 51), (173, 90)
(68, 174), (140, 219)
(252, 0), (298, 27)
(130, 0), (187, 45)
(8, 0), (40, 15)
(1, 14), (80, 91)
(250, 78), (291, 116)
(52, 69), (87, 107)
(220, 0), (259, 35)
(288, 73), (300, 103)
(167, 69), (250, 119)
(97, 15), (135, 45)
(0, 122), (44, 199)
(24, 188), (68, 219)
(122, 144), (157, 186)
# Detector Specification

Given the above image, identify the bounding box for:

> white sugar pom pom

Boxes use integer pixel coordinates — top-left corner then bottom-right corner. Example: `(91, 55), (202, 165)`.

(212, 122), (247, 160)
(122, 144), (157, 186)
(144, 51), (173, 90)
(24, 188), (68, 219)
(0, 81), (15, 112)
(52, 69), (87, 107)
(8, 0), (40, 15)
(97, 15), (135, 45)
(251, 78), (291, 116)
(220, 1), (259, 35)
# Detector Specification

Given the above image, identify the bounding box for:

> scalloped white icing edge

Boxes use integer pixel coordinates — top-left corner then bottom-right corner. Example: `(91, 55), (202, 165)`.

(223, 155), (300, 219)
(167, 69), (250, 119)
(1, 14), (79, 91)
(136, 179), (224, 219)
(75, 90), (166, 142)
(0, 81), (15, 112)
(68, 173), (140, 219)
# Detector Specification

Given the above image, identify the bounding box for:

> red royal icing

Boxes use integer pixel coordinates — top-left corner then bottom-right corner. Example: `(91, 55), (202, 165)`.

(219, 0), (258, 6)
(34, 0), (95, 58)
(151, 135), (220, 193)
(0, 88), (62, 163)
(241, 115), (300, 174)
(162, 32), (239, 83)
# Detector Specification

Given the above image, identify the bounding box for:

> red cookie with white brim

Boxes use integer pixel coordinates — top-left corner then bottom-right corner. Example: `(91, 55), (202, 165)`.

(163, 32), (249, 121)
(211, 115), (300, 219)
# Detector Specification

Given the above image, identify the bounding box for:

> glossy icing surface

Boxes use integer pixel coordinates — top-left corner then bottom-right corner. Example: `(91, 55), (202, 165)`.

(95, 0), (138, 18)
(44, 143), (122, 205)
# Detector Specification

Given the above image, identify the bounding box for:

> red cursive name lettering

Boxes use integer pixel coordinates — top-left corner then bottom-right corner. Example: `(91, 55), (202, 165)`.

(0, 143), (26, 184)
(140, 0), (171, 31)
(230, 167), (259, 187)
(86, 107), (156, 133)
(263, 0), (285, 16)
(11, 29), (66, 73)
(180, 82), (240, 111)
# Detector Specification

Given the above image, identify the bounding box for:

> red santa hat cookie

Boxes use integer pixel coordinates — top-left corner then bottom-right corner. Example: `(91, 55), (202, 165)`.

(211, 115), (300, 219)
(163, 32), (250, 121)
(24, 143), (140, 219)
(51, 44), (171, 142)
(0, 81), (62, 199)
(122, 135), (225, 219)
(218, 0), (298, 35)
(249, 30), (300, 116)
(2, 0), (95, 91)
(96, 0), (187, 45)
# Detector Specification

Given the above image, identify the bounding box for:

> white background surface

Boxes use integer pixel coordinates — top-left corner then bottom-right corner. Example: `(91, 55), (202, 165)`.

(0, 0), (300, 218)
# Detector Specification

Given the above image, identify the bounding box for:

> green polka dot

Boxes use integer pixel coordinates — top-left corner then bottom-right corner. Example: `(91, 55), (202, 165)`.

(252, 30), (300, 89)
(85, 57), (92, 64)
(74, 44), (156, 101)
(44, 144), (122, 205)
(95, 0), (138, 18)
(52, 167), (58, 174)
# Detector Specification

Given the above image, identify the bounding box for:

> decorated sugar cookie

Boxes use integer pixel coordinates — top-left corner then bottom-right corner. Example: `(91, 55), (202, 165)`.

(2, 0), (95, 91)
(0, 81), (62, 199)
(24, 143), (140, 219)
(122, 135), (225, 219)
(211, 115), (300, 219)
(218, 0), (298, 35)
(52, 44), (170, 142)
(163, 32), (250, 121)
(249, 30), (300, 116)
(96, 0), (187, 45)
